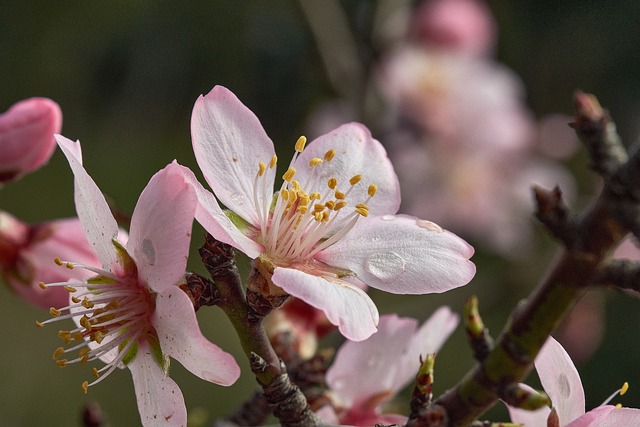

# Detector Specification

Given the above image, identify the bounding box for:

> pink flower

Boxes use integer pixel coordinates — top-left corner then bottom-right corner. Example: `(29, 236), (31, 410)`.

(0, 97), (62, 184)
(317, 308), (459, 425)
(37, 135), (240, 426)
(409, 0), (497, 56)
(189, 85), (475, 342)
(508, 336), (640, 426)
(0, 210), (100, 309)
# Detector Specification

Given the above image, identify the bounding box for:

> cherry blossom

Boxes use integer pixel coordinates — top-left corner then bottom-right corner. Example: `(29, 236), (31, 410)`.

(508, 336), (640, 426)
(0, 210), (99, 309)
(189, 85), (475, 342)
(317, 308), (459, 425)
(36, 135), (240, 426)
(0, 97), (61, 184)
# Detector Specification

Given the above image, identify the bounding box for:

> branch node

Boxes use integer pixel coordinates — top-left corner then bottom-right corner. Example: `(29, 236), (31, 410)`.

(464, 296), (494, 361)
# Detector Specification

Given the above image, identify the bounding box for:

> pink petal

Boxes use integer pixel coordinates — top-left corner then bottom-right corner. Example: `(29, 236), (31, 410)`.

(315, 214), (475, 294)
(128, 341), (188, 427)
(293, 123), (400, 217)
(191, 85), (275, 226)
(0, 97), (61, 182)
(597, 407), (640, 427)
(153, 286), (241, 386)
(55, 135), (120, 271)
(507, 384), (552, 426)
(179, 164), (263, 259)
(397, 306), (459, 391)
(271, 266), (379, 342)
(536, 336), (585, 425)
(128, 162), (196, 292)
(326, 314), (417, 407)
(566, 405), (615, 427)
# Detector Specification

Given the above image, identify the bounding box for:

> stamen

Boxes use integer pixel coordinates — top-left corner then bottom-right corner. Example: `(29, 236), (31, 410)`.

(269, 155), (278, 168)
(601, 382), (630, 406)
(50, 308), (62, 317)
(327, 178), (337, 190)
(295, 136), (307, 152)
(335, 190), (346, 200)
(258, 161), (266, 177)
(349, 174), (362, 185)
(39, 282), (47, 289)
(309, 158), (323, 167)
(283, 167), (296, 182)
(368, 184), (377, 197)
(324, 149), (335, 161)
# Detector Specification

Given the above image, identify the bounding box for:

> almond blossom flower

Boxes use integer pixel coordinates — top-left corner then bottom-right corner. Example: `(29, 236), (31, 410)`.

(189, 85), (475, 342)
(37, 135), (240, 426)
(0, 210), (99, 309)
(508, 336), (640, 426)
(317, 308), (459, 425)
(0, 97), (61, 184)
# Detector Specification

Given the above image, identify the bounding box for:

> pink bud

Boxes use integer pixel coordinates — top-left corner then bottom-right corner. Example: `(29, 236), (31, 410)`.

(410, 0), (497, 56)
(0, 211), (99, 309)
(0, 97), (62, 183)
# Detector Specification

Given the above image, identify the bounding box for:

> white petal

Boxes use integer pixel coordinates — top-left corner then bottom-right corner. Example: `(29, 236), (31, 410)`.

(128, 342), (187, 427)
(536, 336), (585, 425)
(153, 287), (241, 386)
(316, 214), (475, 294)
(191, 85), (275, 226)
(271, 266), (379, 342)
(55, 135), (120, 271)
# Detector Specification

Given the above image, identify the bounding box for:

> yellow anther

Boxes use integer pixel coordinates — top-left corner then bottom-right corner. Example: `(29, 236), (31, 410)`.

(81, 297), (94, 309)
(92, 331), (105, 344)
(71, 296), (80, 303)
(322, 211), (330, 222)
(621, 382), (629, 396)
(269, 154), (278, 168)
(64, 285), (77, 293)
(79, 348), (90, 357)
(335, 190), (346, 200)
(74, 332), (83, 341)
(280, 189), (290, 203)
(356, 203), (369, 210)
(314, 212), (324, 222)
(616, 403), (622, 409)
(52, 347), (65, 359)
(309, 158), (323, 167)
(56, 359), (68, 368)
(334, 201), (347, 211)
(314, 203), (325, 213)
(58, 331), (71, 344)
(82, 381), (89, 394)
(80, 354), (89, 365)
(355, 206), (369, 217)
(35, 321), (44, 328)
(324, 149), (336, 161)
(327, 178), (338, 190)
(368, 184), (378, 197)
(54, 257), (63, 266)
(283, 167), (296, 182)
(298, 194), (310, 207)
(66, 262), (73, 269)
(295, 135), (307, 152)
(349, 174), (363, 185)
(291, 180), (301, 191)
(258, 161), (267, 177)
(325, 200), (335, 210)
(49, 307), (62, 317)
(38, 282), (47, 289)
(310, 192), (321, 200)
(297, 206), (308, 214)
(93, 367), (100, 378)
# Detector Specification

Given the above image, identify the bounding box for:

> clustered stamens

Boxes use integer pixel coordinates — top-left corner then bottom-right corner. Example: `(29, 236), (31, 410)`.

(252, 135), (377, 264)
(36, 259), (152, 393)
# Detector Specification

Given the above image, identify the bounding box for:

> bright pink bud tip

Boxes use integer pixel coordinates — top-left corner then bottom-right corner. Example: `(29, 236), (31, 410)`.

(0, 97), (62, 183)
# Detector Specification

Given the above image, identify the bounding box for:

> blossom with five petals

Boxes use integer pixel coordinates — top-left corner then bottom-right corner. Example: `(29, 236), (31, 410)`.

(37, 135), (240, 426)
(508, 336), (640, 426)
(189, 85), (476, 341)
(317, 308), (460, 425)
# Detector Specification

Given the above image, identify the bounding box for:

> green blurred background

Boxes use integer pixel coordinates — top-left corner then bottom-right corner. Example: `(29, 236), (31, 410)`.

(2, 1), (640, 425)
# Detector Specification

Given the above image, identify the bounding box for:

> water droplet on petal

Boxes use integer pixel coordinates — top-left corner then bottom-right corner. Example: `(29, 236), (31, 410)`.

(381, 215), (395, 221)
(417, 219), (443, 232)
(557, 373), (571, 398)
(364, 252), (406, 281)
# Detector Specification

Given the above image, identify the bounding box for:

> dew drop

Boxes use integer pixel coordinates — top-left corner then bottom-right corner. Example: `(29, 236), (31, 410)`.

(417, 219), (443, 232)
(364, 252), (406, 281)
(381, 215), (394, 221)
(557, 373), (571, 398)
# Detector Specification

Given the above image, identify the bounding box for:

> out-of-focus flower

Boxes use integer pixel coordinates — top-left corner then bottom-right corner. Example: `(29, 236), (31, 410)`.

(37, 136), (240, 426)
(0, 97), (62, 184)
(317, 308), (459, 425)
(189, 85), (475, 342)
(409, 0), (497, 56)
(508, 336), (640, 426)
(0, 210), (100, 309)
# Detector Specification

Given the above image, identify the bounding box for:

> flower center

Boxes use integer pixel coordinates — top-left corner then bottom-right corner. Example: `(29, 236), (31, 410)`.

(36, 254), (154, 394)
(253, 136), (377, 265)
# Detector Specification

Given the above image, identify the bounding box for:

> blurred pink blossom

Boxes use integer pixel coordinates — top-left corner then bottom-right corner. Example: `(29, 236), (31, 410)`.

(0, 97), (62, 184)
(0, 210), (99, 309)
(317, 308), (459, 425)
(409, 0), (497, 56)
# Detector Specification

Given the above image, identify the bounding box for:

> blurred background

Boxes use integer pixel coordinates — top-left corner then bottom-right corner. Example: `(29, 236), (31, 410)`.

(2, 1), (640, 425)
